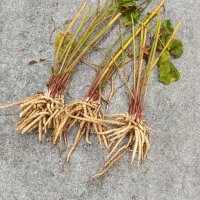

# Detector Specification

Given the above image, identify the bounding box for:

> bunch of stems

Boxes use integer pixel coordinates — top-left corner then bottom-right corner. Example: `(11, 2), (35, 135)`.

(48, 0), (153, 98)
(86, 0), (166, 100)
(48, 0), (122, 97)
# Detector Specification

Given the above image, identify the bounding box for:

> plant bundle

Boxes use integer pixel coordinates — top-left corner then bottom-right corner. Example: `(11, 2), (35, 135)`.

(94, 11), (183, 177)
(50, 0), (152, 151)
(0, 0), (134, 142)
(0, 0), (184, 179)
(52, 0), (166, 162)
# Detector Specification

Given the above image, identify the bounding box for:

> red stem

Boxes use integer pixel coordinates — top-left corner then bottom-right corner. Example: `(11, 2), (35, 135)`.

(129, 86), (143, 121)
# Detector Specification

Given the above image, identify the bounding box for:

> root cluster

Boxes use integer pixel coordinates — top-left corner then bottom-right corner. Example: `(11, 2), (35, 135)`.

(94, 113), (151, 177)
(53, 99), (109, 162)
(0, 93), (65, 142)
(1, 96), (151, 178)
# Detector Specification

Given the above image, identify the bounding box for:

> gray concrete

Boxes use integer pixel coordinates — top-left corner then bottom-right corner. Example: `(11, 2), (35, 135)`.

(0, 0), (199, 199)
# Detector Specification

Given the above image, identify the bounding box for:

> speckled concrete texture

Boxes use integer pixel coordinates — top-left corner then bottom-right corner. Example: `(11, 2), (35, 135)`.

(0, 0), (199, 200)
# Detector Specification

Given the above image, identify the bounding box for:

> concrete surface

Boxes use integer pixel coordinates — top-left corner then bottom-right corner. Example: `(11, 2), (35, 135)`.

(0, 0), (199, 199)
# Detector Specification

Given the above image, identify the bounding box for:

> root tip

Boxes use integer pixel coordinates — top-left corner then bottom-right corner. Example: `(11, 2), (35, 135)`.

(66, 157), (70, 163)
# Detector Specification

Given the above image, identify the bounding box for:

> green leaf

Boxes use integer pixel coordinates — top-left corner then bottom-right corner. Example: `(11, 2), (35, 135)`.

(116, 0), (140, 25)
(55, 32), (63, 48)
(122, 9), (140, 25)
(117, 0), (137, 8)
(57, 47), (65, 63)
(161, 19), (174, 34)
(169, 38), (183, 58)
(130, 11), (140, 23)
(55, 32), (71, 48)
(158, 51), (170, 64)
(157, 34), (170, 50)
(159, 61), (180, 84)
(123, 12), (140, 25)
(122, 2), (136, 8)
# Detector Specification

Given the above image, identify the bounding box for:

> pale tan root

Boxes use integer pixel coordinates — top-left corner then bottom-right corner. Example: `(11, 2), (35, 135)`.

(85, 122), (91, 144)
(131, 129), (138, 164)
(93, 148), (129, 178)
(53, 100), (110, 161)
(52, 105), (83, 144)
(94, 115), (151, 177)
(87, 105), (104, 148)
(0, 93), (65, 142)
(66, 121), (86, 162)
(0, 94), (43, 109)
(42, 115), (47, 134)
(107, 134), (126, 159)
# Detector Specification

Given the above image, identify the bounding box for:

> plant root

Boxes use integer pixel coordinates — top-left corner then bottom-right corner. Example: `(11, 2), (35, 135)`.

(53, 99), (110, 162)
(94, 114), (151, 177)
(0, 93), (65, 142)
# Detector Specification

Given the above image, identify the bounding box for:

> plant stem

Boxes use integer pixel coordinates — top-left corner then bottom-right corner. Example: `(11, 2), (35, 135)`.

(142, 21), (181, 109)
(50, 12), (123, 96)
(53, 1), (87, 71)
(86, 0), (165, 100)
(132, 25), (147, 117)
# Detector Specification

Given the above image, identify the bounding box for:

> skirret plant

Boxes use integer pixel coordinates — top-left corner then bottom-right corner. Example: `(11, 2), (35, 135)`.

(0, 0), (184, 179)
(94, 13), (183, 177)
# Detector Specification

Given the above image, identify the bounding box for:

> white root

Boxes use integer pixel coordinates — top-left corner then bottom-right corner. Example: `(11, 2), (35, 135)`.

(52, 99), (110, 160)
(0, 93), (65, 142)
(131, 128), (139, 164)
(95, 114), (151, 177)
